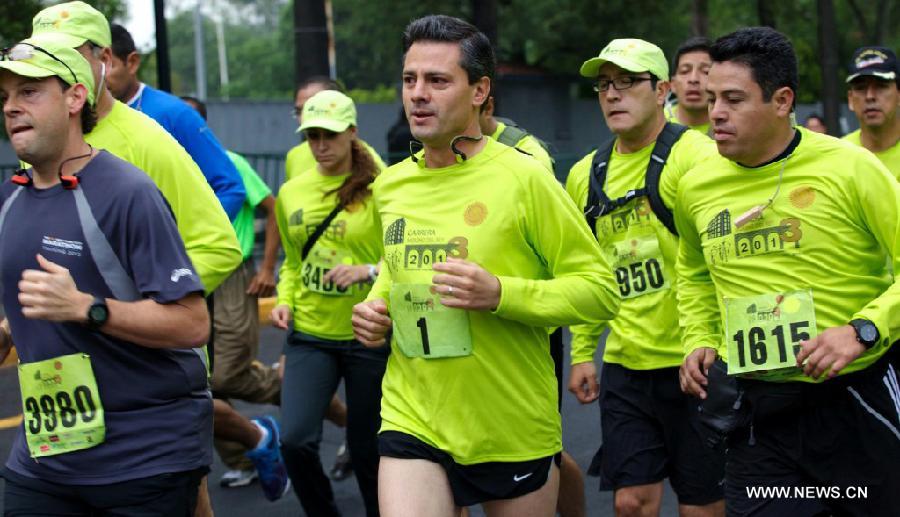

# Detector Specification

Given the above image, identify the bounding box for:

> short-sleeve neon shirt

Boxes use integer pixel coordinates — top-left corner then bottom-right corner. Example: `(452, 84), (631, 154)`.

(227, 151), (272, 260)
(86, 100), (241, 292)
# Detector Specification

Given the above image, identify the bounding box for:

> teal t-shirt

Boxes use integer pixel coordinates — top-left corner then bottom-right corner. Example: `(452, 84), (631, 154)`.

(227, 151), (272, 259)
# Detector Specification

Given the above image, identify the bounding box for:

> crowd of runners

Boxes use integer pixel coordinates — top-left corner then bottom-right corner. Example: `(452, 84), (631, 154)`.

(0, 2), (897, 516)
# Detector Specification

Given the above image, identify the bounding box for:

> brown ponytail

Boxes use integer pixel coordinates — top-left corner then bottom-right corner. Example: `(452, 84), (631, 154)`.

(326, 139), (378, 210)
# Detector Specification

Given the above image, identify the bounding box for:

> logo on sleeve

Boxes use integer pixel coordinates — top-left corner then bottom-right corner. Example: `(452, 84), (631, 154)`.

(170, 268), (194, 282)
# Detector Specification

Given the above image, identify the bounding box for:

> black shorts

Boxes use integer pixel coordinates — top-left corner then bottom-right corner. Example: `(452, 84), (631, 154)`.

(2, 467), (207, 517)
(725, 352), (900, 517)
(590, 362), (725, 505)
(378, 431), (561, 507)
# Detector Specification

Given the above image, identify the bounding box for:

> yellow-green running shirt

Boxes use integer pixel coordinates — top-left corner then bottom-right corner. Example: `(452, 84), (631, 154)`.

(842, 129), (900, 180)
(86, 100), (241, 292)
(675, 128), (899, 382)
(275, 170), (383, 341)
(566, 129), (717, 369)
(366, 138), (620, 464)
(665, 104), (711, 138)
(284, 139), (386, 183)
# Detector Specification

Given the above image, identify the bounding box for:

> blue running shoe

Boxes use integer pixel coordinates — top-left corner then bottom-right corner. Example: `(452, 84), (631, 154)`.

(245, 416), (291, 501)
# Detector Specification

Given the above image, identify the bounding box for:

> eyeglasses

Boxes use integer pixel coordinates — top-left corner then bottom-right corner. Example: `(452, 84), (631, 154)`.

(291, 106), (303, 120)
(0, 43), (79, 86)
(593, 76), (653, 92)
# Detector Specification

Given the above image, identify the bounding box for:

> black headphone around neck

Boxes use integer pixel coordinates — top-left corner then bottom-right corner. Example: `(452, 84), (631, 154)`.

(10, 145), (93, 190)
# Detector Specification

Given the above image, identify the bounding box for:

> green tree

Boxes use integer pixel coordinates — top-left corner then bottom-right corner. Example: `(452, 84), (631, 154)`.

(135, 0), (900, 105)
(147, 1), (294, 99)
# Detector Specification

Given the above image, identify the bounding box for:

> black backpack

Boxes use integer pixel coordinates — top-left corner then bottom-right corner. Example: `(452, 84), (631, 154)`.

(584, 122), (688, 237)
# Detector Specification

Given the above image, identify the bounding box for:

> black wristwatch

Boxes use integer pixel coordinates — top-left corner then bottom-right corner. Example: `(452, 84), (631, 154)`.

(85, 296), (109, 330)
(849, 319), (880, 349)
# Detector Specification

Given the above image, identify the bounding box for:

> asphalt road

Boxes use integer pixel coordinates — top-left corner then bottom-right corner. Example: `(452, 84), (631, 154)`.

(0, 327), (678, 516)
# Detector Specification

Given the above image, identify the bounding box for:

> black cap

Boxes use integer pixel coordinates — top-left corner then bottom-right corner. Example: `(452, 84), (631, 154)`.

(846, 46), (897, 83)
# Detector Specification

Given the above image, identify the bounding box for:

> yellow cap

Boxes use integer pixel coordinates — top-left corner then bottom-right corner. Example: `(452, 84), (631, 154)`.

(580, 39), (669, 81)
(298, 90), (357, 133)
(0, 35), (96, 106)
(32, 1), (112, 49)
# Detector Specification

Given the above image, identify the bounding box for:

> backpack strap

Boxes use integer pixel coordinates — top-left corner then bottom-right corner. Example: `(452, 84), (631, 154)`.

(584, 137), (618, 235)
(645, 122), (688, 236)
(584, 122), (688, 237)
(496, 117), (553, 155)
(497, 124), (529, 148)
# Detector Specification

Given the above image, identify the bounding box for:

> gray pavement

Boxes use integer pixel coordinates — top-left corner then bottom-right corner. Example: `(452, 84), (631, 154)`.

(0, 327), (678, 516)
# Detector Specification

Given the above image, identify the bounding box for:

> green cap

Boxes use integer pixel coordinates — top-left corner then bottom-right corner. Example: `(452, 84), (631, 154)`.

(580, 39), (669, 81)
(0, 35), (96, 106)
(32, 1), (112, 49)
(297, 90), (357, 133)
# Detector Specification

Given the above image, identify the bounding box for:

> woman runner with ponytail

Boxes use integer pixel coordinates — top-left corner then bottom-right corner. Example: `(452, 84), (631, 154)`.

(271, 90), (385, 517)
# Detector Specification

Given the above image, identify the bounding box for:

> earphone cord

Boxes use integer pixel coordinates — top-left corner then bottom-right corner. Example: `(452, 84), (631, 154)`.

(761, 154), (790, 213)
(450, 134), (484, 162)
(58, 143), (94, 182)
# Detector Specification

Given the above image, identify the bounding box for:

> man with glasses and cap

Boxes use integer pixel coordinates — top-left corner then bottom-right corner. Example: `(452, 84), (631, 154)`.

(843, 46), (900, 179)
(565, 38), (724, 517)
(29, 0), (242, 295)
(0, 36), (212, 515)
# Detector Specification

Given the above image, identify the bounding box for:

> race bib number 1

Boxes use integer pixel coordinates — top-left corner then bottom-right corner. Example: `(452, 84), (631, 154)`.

(18, 353), (105, 458)
(724, 289), (817, 375)
(389, 284), (473, 359)
(610, 234), (669, 299)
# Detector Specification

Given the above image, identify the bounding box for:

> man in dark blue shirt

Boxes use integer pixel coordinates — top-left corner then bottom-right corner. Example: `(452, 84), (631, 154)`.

(0, 35), (213, 515)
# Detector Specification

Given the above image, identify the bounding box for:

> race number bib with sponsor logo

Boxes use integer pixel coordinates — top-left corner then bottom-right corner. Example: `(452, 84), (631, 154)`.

(302, 246), (354, 296)
(389, 284), (472, 359)
(18, 353), (105, 458)
(724, 289), (816, 375)
(610, 234), (669, 299)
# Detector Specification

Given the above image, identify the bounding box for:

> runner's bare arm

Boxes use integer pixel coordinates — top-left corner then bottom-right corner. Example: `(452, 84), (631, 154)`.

(18, 254), (208, 349)
(247, 195), (279, 297)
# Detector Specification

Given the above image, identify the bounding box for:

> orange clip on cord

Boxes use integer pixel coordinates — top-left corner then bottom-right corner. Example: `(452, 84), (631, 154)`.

(10, 170), (78, 189)
(10, 170), (31, 186)
(59, 173), (78, 190)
